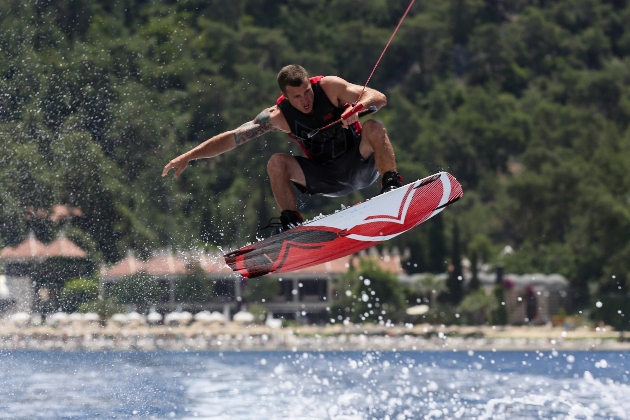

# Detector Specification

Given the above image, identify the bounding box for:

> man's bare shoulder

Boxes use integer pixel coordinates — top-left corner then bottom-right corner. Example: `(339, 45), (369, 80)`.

(319, 75), (352, 91)
(319, 76), (363, 107)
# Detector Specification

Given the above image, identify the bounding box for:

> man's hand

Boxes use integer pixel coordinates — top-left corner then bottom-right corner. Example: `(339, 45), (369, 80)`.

(340, 103), (363, 128)
(162, 154), (190, 178)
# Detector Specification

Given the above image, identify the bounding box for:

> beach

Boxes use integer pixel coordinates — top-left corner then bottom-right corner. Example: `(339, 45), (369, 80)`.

(1, 321), (628, 352)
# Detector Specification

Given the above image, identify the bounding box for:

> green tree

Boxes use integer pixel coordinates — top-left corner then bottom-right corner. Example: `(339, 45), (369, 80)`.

(2, 0), (630, 319)
(457, 288), (498, 325)
(175, 266), (213, 303)
(108, 272), (161, 308)
(492, 284), (508, 326)
(79, 298), (122, 320)
(60, 278), (99, 313)
(412, 274), (447, 308)
(331, 258), (406, 324)
(445, 220), (464, 305)
(467, 233), (494, 290)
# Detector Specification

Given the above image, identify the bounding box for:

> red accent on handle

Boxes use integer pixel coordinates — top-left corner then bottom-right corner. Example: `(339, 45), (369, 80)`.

(343, 103), (364, 119)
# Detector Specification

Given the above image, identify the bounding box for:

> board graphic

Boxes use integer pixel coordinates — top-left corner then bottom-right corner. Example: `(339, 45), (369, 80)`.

(224, 172), (463, 278)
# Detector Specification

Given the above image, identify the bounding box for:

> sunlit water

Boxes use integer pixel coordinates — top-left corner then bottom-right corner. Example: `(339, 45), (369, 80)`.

(0, 350), (628, 419)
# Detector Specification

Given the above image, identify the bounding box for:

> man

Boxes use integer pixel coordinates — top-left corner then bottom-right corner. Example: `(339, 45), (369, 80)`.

(162, 64), (403, 232)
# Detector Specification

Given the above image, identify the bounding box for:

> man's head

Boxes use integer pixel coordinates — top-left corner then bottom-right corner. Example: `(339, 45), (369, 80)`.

(277, 64), (314, 114)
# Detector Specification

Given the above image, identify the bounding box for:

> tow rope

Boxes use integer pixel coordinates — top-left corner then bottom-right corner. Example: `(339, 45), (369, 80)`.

(307, 0), (417, 139)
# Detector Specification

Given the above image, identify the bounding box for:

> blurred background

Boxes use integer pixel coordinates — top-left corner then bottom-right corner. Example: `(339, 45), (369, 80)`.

(1, 0), (629, 328)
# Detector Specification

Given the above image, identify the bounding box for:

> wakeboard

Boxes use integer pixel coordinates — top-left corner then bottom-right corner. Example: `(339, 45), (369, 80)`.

(223, 172), (463, 278)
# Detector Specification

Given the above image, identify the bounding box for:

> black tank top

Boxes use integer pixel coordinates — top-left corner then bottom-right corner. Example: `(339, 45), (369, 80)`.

(277, 77), (360, 164)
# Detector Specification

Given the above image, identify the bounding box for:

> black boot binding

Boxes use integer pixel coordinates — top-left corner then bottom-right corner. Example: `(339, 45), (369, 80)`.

(380, 171), (403, 194)
(259, 210), (304, 236)
(280, 210), (303, 231)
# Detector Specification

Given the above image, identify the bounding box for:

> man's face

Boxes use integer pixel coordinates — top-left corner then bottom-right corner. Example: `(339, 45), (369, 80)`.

(284, 80), (314, 114)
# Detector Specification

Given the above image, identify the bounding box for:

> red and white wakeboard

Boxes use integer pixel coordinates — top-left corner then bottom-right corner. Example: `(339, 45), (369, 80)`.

(224, 172), (463, 278)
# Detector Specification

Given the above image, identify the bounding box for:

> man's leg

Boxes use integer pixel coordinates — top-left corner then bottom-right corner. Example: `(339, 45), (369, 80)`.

(359, 119), (403, 193)
(266, 153), (306, 211)
(358, 119), (397, 174)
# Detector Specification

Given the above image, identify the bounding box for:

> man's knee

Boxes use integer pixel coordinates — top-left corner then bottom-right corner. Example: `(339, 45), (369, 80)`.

(267, 153), (301, 179)
(267, 153), (288, 175)
(362, 119), (387, 138)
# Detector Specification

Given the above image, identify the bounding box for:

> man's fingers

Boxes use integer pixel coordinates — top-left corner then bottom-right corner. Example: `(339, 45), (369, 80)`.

(161, 164), (174, 177)
(162, 160), (186, 177)
(341, 114), (359, 128)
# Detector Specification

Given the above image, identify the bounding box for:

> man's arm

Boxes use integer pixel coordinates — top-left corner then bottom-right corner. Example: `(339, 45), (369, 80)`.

(162, 106), (287, 178)
(233, 107), (280, 146)
(320, 76), (387, 117)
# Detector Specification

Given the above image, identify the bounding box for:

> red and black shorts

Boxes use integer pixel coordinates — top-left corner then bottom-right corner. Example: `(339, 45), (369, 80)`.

(292, 139), (379, 197)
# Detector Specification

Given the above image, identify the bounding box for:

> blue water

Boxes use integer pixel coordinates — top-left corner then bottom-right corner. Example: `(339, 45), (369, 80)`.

(0, 350), (628, 419)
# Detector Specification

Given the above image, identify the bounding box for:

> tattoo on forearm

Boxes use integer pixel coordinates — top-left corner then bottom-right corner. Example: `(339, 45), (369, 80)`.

(233, 109), (278, 146)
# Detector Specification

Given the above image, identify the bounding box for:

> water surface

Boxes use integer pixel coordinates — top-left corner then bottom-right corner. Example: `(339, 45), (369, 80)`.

(0, 350), (628, 419)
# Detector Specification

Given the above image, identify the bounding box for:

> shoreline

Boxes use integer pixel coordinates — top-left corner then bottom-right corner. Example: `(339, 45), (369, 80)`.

(1, 323), (629, 352)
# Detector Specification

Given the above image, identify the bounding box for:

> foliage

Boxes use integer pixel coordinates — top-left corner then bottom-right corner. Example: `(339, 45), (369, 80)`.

(467, 233), (493, 290)
(79, 298), (122, 320)
(60, 278), (99, 313)
(590, 296), (630, 332)
(424, 303), (460, 325)
(444, 220), (464, 305)
(410, 274), (447, 308)
(1, 0), (630, 311)
(107, 272), (161, 307)
(247, 303), (268, 323)
(175, 266), (213, 303)
(492, 285), (508, 326)
(331, 258), (406, 324)
(457, 288), (498, 325)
